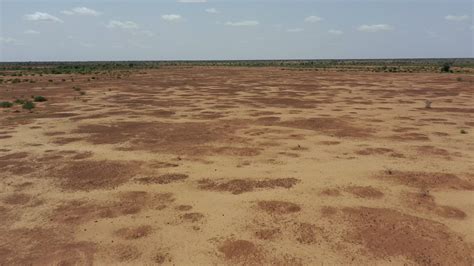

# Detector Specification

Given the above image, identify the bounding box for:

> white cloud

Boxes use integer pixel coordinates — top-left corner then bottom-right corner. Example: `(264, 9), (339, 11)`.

(445, 15), (470, 22)
(24, 12), (63, 23)
(0, 37), (22, 45)
(287, 28), (304, 33)
(305, 16), (323, 23)
(205, 8), (219, 14)
(178, 0), (207, 2)
(61, 7), (101, 16)
(24, 29), (40, 34)
(225, 20), (259, 26)
(162, 14), (183, 22)
(328, 29), (343, 35)
(357, 24), (393, 32)
(106, 20), (139, 29)
(80, 42), (95, 48)
(135, 30), (156, 37)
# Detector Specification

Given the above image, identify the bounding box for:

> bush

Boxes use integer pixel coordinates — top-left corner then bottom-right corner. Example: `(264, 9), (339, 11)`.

(14, 99), (26, 104)
(440, 63), (451, 73)
(33, 96), (47, 102)
(460, 129), (467, 134)
(22, 101), (35, 110)
(0, 101), (13, 108)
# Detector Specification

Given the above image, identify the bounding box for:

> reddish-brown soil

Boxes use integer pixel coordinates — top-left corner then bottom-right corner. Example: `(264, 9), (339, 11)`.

(198, 178), (299, 194)
(342, 207), (472, 265)
(1, 67), (473, 265)
(257, 200), (301, 215)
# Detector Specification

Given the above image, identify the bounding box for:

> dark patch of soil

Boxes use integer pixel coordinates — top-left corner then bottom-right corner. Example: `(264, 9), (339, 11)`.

(114, 225), (153, 240)
(345, 186), (384, 199)
(343, 207), (472, 265)
(404, 192), (467, 219)
(181, 212), (205, 222)
(218, 239), (264, 264)
(0, 228), (96, 265)
(52, 160), (139, 191)
(295, 223), (325, 244)
(257, 200), (301, 215)
(255, 228), (281, 240)
(136, 173), (189, 185)
(3, 193), (32, 205)
(380, 171), (474, 190)
(198, 178), (299, 194)
(278, 117), (374, 138)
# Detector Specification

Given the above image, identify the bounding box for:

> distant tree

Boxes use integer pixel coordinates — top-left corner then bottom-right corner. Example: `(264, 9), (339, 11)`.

(440, 62), (451, 73)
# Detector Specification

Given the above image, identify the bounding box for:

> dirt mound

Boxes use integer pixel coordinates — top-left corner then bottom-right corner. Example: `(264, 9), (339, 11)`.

(416, 145), (452, 159)
(343, 207), (472, 265)
(0, 206), (19, 228)
(319, 141), (341, 145)
(136, 173), (189, 184)
(380, 170), (474, 190)
(0, 228), (96, 265)
(153, 250), (172, 264)
(320, 206), (337, 217)
(75, 121), (244, 155)
(295, 223), (325, 245)
(71, 151), (94, 160)
(404, 192), (466, 219)
(198, 178), (299, 194)
(355, 147), (404, 157)
(114, 225), (153, 240)
(181, 212), (205, 222)
(0, 152), (29, 160)
(250, 97), (320, 109)
(319, 188), (341, 197)
(112, 244), (141, 262)
(218, 239), (264, 264)
(3, 193), (32, 205)
(52, 160), (139, 191)
(255, 116), (281, 125)
(257, 200), (301, 215)
(175, 205), (193, 211)
(389, 132), (429, 141)
(52, 191), (174, 225)
(345, 186), (384, 199)
(278, 117), (373, 138)
(255, 228), (281, 240)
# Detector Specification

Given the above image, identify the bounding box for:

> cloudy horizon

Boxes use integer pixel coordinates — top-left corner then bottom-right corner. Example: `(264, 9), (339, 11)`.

(0, 0), (473, 62)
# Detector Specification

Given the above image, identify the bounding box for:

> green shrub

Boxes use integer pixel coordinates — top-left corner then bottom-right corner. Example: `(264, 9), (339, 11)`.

(33, 96), (47, 102)
(440, 63), (451, 73)
(22, 101), (35, 110)
(14, 99), (26, 104)
(0, 101), (13, 108)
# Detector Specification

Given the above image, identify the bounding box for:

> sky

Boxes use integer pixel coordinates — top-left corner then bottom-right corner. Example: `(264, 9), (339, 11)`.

(0, 0), (473, 61)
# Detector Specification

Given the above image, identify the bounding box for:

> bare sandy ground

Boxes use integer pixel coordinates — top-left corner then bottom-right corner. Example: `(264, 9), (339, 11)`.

(1, 67), (473, 265)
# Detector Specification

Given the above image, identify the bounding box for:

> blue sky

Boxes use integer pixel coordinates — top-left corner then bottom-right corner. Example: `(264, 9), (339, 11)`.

(0, 0), (473, 61)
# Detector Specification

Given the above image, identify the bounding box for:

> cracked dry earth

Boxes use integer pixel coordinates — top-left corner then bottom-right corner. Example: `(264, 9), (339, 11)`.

(1, 67), (473, 265)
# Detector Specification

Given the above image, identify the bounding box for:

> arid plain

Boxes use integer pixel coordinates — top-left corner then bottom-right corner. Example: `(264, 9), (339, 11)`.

(1, 66), (473, 265)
